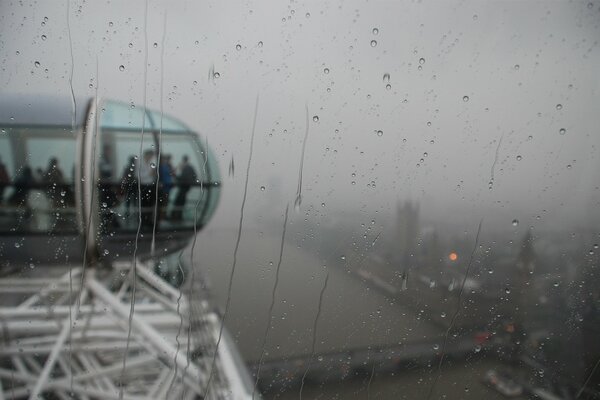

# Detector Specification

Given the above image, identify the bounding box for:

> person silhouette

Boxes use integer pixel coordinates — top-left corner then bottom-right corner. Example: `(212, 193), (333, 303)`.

(171, 155), (197, 221)
(9, 166), (33, 207)
(44, 157), (64, 209)
(120, 155), (138, 219)
(139, 149), (157, 228)
(0, 157), (10, 204)
(158, 154), (174, 220)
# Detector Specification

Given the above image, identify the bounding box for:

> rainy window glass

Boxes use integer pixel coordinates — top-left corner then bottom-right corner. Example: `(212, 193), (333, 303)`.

(1, 1), (599, 399)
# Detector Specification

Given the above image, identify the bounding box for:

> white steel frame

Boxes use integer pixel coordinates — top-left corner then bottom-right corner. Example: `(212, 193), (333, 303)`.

(0, 261), (253, 399)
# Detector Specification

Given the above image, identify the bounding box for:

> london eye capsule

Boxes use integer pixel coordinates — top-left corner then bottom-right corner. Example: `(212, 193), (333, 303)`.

(0, 95), (221, 266)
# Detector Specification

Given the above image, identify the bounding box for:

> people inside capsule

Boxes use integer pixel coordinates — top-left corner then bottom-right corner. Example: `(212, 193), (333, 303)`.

(171, 155), (197, 221)
(140, 149), (157, 228)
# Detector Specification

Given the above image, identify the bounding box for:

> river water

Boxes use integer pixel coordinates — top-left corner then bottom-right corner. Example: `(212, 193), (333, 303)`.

(190, 227), (522, 399)
(191, 227), (441, 363)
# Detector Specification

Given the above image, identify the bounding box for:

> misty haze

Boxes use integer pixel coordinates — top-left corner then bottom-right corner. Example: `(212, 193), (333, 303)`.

(0, 0), (599, 399)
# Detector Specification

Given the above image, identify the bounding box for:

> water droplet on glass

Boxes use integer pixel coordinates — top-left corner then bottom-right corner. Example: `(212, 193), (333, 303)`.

(153, 42), (158, 48)
(34, 61), (40, 68)
(41, 35), (47, 41)
(376, 130), (383, 137)
(419, 57), (425, 65)
(505, 287), (511, 294)
(323, 67), (330, 74)
(559, 128), (566, 135)
(370, 40), (378, 47)
(294, 193), (302, 210)
(228, 156), (235, 177)
(516, 155), (522, 161)
(556, 103), (562, 110)
(340, 255), (346, 260)
(433, 344), (439, 350)
(305, 12), (310, 18)
(512, 219), (519, 226)
(213, 72), (220, 79)
(119, 65), (125, 71)
(260, 186), (265, 191)
(150, 163), (156, 169)
(383, 72), (390, 82)
(14, 243), (20, 248)
(385, 84), (391, 90)
(372, 27), (379, 35)
(463, 95), (469, 102)
(258, 41), (263, 47)
(313, 115), (319, 122)
(236, 44), (242, 51)
(514, 64), (520, 70)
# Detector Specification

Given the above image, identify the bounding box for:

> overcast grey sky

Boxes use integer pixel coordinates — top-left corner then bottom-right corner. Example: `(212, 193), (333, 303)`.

(1, 0), (599, 233)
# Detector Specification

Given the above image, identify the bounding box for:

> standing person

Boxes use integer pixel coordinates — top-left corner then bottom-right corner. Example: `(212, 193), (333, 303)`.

(34, 167), (44, 183)
(139, 149), (157, 228)
(44, 157), (65, 208)
(120, 156), (138, 219)
(171, 155), (197, 221)
(0, 157), (10, 204)
(9, 166), (33, 208)
(158, 154), (174, 219)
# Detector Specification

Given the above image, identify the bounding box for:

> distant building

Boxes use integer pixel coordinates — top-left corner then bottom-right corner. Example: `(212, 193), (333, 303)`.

(396, 200), (419, 270)
(514, 231), (536, 332)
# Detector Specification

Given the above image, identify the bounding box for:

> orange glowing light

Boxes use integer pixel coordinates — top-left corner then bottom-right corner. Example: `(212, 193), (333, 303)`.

(448, 252), (458, 261)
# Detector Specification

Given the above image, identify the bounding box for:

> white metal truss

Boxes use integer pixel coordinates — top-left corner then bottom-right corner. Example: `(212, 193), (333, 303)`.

(0, 261), (253, 400)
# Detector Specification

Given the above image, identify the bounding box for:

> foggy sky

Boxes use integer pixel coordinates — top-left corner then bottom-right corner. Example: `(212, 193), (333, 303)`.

(1, 0), (599, 235)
